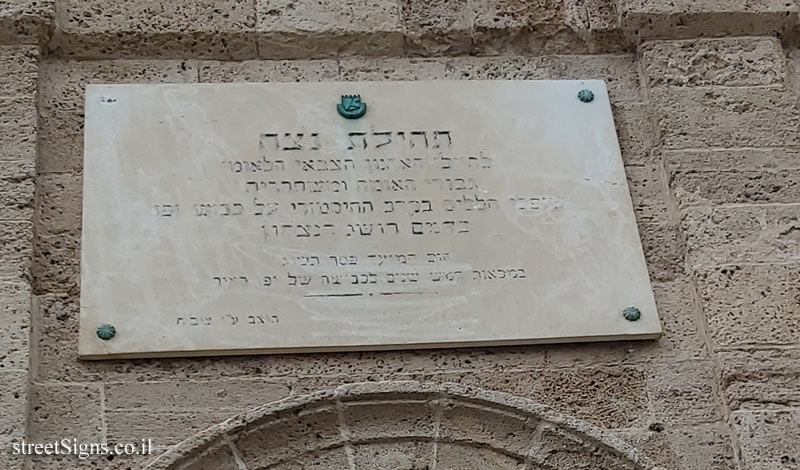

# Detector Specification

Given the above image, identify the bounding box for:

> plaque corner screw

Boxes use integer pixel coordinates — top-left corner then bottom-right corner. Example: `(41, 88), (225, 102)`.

(577, 89), (594, 103)
(622, 306), (641, 322)
(96, 324), (116, 340)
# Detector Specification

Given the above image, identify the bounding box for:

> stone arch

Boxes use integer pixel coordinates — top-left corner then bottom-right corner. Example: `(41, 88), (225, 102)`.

(144, 381), (659, 470)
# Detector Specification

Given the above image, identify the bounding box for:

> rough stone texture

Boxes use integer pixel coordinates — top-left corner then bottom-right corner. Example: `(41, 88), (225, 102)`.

(198, 59), (339, 82)
(717, 348), (800, 410)
(645, 360), (722, 426)
(640, 36), (787, 87)
(52, 0), (257, 59)
(400, 0), (472, 56)
(683, 206), (800, 268)
(733, 409), (800, 470)
(651, 86), (800, 150)
(0, 160), (35, 221)
(255, 0), (404, 59)
(621, 0), (799, 41)
(0, 0), (53, 46)
(0, 282), (30, 371)
(696, 264), (800, 348)
(28, 383), (103, 442)
(665, 423), (737, 470)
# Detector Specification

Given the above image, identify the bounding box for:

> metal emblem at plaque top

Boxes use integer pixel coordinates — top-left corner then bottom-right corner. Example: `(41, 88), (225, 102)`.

(79, 80), (661, 359)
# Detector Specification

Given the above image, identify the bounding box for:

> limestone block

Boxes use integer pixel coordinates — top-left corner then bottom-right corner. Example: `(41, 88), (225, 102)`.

(626, 164), (671, 224)
(31, 230), (80, 294)
(52, 0), (257, 59)
(733, 409), (800, 470)
(198, 59), (338, 82)
(233, 406), (343, 468)
(0, 221), (33, 281)
(339, 58), (448, 80)
(471, 0), (585, 55)
(351, 441), (433, 469)
(0, 370), (27, 443)
(0, 282), (30, 371)
(29, 383), (103, 442)
(400, 0), (472, 56)
(437, 400), (537, 457)
(106, 410), (234, 446)
(176, 442), (239, 470)
(436, 443), (526, 469)
(564, 0), (626, 53)
(104, 378), (289, 412)
(0, 45), (36, 94)
(640, 37), (787, 88)
(0, 160), (34, 220)
(683, 206), (800, 267)
(342, 400), (437, 441)
(255, 0), (404, 59)
(534, 424), (639, 469)
(717, 348), (800, 410)
(651, 87), (800, 150)
(0, 96), (36, 162)
(268, 447), (352, 470)
(666, 149), (800, 207)
(645, 360), (721, 426)
(445, 54), (643, 102)
(665, 423), (737, 470)
(37, 59), (197, 173)
(35, 173), (82, 236)
(0, 0), (52, 45)
(612, 102), (659, 166)
(33, 294), (104, 382)
(615, 429), (679, 470)
(638, 222), (686, 282)
(620, 0), (798, 40)
(24, 451), (161, 470)
(696, 264), (800, 348)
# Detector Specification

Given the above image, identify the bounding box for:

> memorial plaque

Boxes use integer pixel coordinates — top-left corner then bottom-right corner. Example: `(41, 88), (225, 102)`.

(79, 80), (661, 359)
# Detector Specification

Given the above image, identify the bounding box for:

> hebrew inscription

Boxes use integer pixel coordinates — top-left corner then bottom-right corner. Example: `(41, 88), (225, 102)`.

(79, 81), (661, 359)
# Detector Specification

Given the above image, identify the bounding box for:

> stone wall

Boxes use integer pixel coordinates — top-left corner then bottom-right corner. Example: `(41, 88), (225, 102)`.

(0, 0), (799, 468)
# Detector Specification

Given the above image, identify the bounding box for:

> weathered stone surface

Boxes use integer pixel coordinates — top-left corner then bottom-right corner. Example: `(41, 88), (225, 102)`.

(0, 160), (34, 220)
(697, 264), (800, 348)
(268, 447), (352, 470)
(665, 423), (737, 470)
(31, 230), (80, 294)
(640, 37), (786, 87)
(0, 96), (36, 163)
(535, 424), (638, 469)
(733, 409), (800, 470)
(666, 149), (800, 207)
(177, 442), (239, 470)
(104, 378), (289, 412)
(645, 360), (721, 426)
(627, 164), (671, 224)
(615, 429), (678, 470)
(638, 222), (686, 282)
(0, 282), (30, 371)
(35, 173), (82, 235)
(471, 0), (584, 55)
(437, 442), (526, 469)
(400, 0), (471, 56)
(0, 221), (33, 280)
(339, 57), (448, 80)
(255, 0), (404, 59)
(718, 348), (800, 410)
(444, 54), (643, 102)
(652, 86), (800, 150)
(29, 383), (103, 442)
(0, 0), (52, 45)
(0, 45), (36, 94)
(621, 0), (798, 40)
(344, 400), (437, 440)
(683, 206), (800, 267)
(351, 441), (433, 469)
(233, 407), (343, 468)
(438, 400), (536, 456)
(198, 59), (338, 82)
(52, 0), (257, 59)
(564, 0), (626, 53)
(612, 102), (658, 166)
(107, 410), (235, 446)
(0, 370), (27, 443)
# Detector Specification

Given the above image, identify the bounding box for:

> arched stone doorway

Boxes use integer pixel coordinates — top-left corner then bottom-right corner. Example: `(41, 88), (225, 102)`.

(145, 382), (659, 470)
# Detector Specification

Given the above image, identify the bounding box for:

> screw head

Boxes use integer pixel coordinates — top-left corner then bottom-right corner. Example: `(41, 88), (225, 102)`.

(96, 324), (116, 340)
(622, 306), (641, 322)
(577, 89), (594, 103)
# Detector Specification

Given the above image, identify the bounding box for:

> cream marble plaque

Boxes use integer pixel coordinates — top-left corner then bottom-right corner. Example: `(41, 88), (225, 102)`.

(79, 80), (661, 359)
